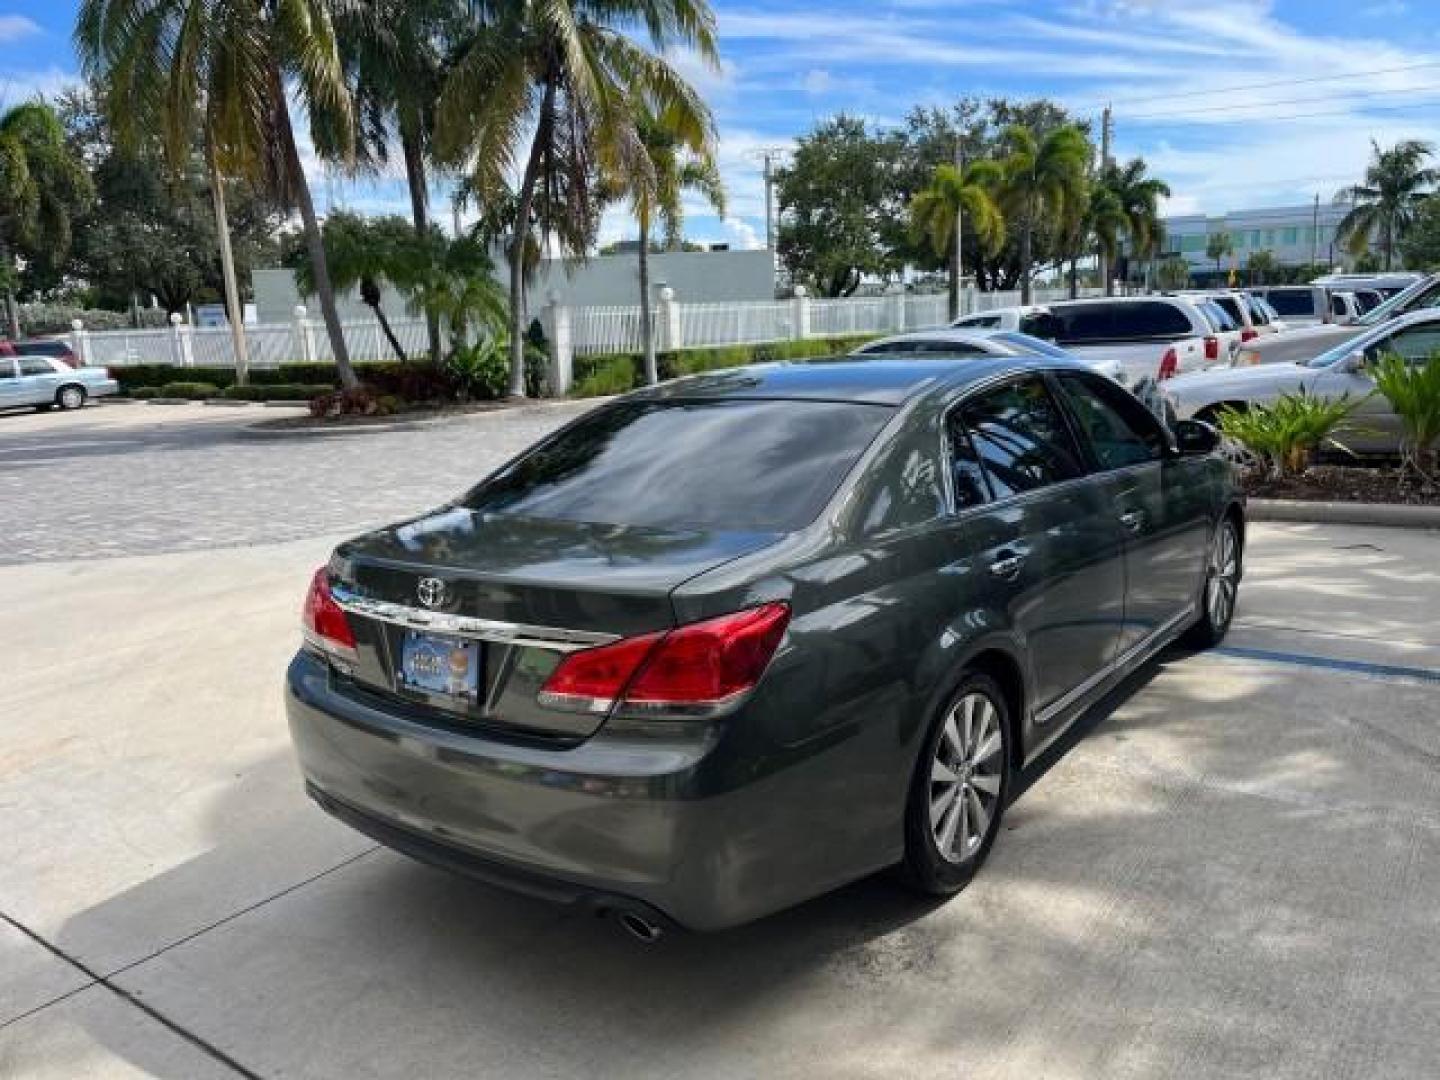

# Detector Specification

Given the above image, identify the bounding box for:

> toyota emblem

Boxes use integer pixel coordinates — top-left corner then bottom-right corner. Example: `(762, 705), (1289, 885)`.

(416, 577), (449, 609)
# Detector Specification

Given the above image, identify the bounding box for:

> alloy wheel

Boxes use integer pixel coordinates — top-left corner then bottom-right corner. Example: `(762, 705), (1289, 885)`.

(1206, 523), (1239, 630)
(59, 387), (84, 410)
(929, 692), (1005, 864)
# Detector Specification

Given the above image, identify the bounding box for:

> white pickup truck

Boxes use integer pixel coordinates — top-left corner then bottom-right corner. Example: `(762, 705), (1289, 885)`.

(952, 296), (1220, 388)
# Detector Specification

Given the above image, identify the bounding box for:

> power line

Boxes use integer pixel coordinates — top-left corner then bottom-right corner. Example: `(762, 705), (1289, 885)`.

(1122, 82), (1440, 121)
(1128, 96), (1440, 126)
(1074, 58), (1440, 110)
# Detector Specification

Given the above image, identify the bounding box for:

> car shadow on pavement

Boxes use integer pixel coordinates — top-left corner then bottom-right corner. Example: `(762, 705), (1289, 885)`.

(47, 645), (1440, 1079)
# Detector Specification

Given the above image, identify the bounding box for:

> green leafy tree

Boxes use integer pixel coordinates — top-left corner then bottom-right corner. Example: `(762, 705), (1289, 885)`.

(77, 0), (369, 388)
(1155, 255), (1191, 290)
(910, 161), (1004, 318)
(615, 103), (725, 386)
(777, 116), (911, 296)
(1206, 231), (1234, 277)
(436, 0), (718, 398)
(0, 101), (94, 338)
(1334, 139), (1437, 270)
(1098, 157), (1169, 294)
(997, 123), (1089, 303)
(1372, 352), (1440, 478)
(1246, 249), (1280, 285)
(1400, 196), (1440, 270)
(406, 233), (508, 350)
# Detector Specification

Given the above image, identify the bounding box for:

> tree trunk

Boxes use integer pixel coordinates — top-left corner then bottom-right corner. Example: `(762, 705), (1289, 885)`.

(1, 239), (19, 338)
(207, 144), (252, 386)
(1019, 196), (1034, 305)
(947, 227), (961, 322)
(507, 79), (558, 399)
(275, 91), (357, 390)
(1068, 256), (1078, 299)
(401, 127), (442, 366)
(370, 299), (409, 363)
(638, 215), (657, 385)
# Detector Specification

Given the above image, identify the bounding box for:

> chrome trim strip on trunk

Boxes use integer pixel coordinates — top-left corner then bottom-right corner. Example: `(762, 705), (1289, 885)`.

(329, 586), (620, 652)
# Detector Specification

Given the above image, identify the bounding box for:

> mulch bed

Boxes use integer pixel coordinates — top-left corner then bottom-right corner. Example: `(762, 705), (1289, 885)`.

(251, 400), (517, 431)
(1243, 465), (1440, 507)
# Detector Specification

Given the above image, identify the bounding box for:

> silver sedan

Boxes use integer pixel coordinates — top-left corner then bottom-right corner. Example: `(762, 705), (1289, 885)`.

(852, 328), (1127, 383)
(0, 355), (120, 412)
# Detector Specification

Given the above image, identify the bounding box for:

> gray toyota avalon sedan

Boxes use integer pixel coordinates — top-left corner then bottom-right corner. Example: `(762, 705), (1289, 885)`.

(287, 357), (1243, 937)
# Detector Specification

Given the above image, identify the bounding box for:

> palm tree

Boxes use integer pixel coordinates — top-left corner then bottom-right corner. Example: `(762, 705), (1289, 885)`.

(1099, 158), (1169, 295)
(618, 104), (725, 386)
(294, 212), (420, 363)
(436, 0), (719, 398)
(1206, 231), (1233, 277)
(0, 102), (94, 339)
(1335, 139), (1437, 270)
(1084, 183), (1127, 297)
(77, 0), (366, 389)
(998, 124), (1089, 304)
(910, 161), (1003, 319)
(407, 232), (508, 350)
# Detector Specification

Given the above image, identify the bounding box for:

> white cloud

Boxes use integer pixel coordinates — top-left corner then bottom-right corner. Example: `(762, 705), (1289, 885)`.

(0, 15), (40, 44)
(0, 67), (79, 106)
(722, 217), (763, 250)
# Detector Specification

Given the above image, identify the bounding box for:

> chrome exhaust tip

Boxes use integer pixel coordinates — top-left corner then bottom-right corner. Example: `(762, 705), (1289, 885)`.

(617, 911), (664, 944)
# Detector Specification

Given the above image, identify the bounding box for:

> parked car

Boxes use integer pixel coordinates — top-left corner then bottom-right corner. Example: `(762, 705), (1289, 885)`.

(1330, 291), (1363, 323)
(949, 305), (1053, 335)
(1248, 286), (1336, 328)
(851, 328), (1126, 382)
(1236, 272), (1440, 367)
(13, 338), (79, 367)
(1165, 307), (1440, 455)
(1182, 290), (1276, 340)
(1348, 288), (1384, 315)
(287, 356), (1245, 936)
(955, 296), (1218, 386)
(0, 355), (118, 412)
(1312, 271), (1422, 298)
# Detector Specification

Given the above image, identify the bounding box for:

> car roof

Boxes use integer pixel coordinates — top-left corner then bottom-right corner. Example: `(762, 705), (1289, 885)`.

(631, 355), (1080, 406)
(858, 329), (1012, 349)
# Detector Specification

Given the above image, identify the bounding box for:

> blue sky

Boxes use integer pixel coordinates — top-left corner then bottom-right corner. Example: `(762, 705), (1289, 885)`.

(6, 0), (1440, 249)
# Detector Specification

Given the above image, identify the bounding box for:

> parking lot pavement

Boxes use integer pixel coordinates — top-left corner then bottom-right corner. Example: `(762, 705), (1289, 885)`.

(0, 400), (596, 564)
(2, 515), (1438, 1078)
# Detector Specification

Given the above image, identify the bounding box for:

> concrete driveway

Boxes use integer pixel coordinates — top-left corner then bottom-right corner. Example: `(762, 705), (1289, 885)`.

(2, 408), (1439, 1078)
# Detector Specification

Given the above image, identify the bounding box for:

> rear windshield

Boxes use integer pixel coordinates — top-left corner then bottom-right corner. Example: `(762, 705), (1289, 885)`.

(462, 399), (893, 533)
(1052, 301), (1191, 344)
(1261, 289), (1316, 316)
(1200, 300), (1239, 331)
(1213, 296), (1244, 325)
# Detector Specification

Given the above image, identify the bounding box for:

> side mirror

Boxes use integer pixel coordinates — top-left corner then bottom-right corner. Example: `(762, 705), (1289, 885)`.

(1173, 418), (1220, 456)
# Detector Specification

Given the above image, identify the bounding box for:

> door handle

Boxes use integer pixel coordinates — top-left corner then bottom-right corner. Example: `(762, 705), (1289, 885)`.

(989, 553), (1026, 579)
(1119, 510), (1145, 533)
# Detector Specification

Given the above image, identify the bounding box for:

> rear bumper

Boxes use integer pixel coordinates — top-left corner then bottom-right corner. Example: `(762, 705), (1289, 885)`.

(89, 379), (120, 398)
(286, 650), (855, 930)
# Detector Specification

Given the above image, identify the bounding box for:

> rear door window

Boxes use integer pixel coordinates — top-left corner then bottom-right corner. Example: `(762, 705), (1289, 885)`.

(18, 357), (55, 376)
(463, 399), (893, 533)
(954, 377), (1085, 500)
(1053, 371), (1168, 470)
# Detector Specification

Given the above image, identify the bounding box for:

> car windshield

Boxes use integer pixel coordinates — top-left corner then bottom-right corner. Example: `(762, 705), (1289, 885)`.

(1306, 335), (1371, 368)
(462, 398), (893, 533)
(1355, 277), (1440, 326)
(993, 331), (1069, 358)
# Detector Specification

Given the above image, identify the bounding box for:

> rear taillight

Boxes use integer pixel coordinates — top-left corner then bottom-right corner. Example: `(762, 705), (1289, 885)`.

(1158, 347), (1179, 381)
(538, 602), (791, 718)
(302, 567), (357, 660)
(1241, 327), (1258, 342)
(1204, 335), (1219, 361)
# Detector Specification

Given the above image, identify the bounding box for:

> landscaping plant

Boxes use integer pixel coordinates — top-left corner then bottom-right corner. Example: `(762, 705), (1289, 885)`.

(1217, 391), (1364, 478)
(1371, 351), (1440, 480)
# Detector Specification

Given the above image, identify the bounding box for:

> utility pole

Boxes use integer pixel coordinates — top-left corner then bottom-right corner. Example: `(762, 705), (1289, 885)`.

(1099, 105), (1114, 295)
(952, 135), (965, 321)
(1310, 193), (1320, 270)
(762, 150), (777, 251)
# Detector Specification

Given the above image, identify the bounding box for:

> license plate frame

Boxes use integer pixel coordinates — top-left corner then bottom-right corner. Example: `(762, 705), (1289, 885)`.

(397, 630), (482, 707)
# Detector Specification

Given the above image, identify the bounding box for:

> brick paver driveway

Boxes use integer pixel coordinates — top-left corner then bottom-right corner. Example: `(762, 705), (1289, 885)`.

(0, 400), (596, 564)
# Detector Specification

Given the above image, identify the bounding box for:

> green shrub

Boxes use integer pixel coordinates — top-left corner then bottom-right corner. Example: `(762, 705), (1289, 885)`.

(573, 355), (642, 397)
(446, 340), (510, 400)
(1218, 391), (1364, 477)
(152, 381), (222, 400)
(128, 386), (159, 399)
(1372, 351), (1440, 477)
(219, 383), (336, 401)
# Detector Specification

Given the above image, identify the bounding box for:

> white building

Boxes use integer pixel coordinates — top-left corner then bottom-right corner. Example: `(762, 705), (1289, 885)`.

(1161, 202), (1362, 280)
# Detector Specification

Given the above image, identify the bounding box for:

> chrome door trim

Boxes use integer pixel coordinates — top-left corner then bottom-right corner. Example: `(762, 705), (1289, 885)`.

(329, 585), (620, 652)
(1034, 603), (1195, 727)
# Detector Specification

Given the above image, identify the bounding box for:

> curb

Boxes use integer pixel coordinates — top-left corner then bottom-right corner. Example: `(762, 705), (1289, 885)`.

(1248, 498), (1440, 529)
(235, 399), (595, 440)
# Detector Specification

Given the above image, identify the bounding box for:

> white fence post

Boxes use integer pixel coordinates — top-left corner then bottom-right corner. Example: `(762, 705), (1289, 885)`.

(890, 292), (906, 333)
(169, 313), (194, 367)
(69, 319), (92, 367)
(657, 287), (681, 352)
(792, 285), (811, 339)
(542, 290), (572, 397)
(293, 305), (314, 364)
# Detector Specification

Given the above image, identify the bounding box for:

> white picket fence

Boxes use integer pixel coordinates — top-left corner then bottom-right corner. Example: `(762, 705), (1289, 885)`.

(74, 313), (429, 369)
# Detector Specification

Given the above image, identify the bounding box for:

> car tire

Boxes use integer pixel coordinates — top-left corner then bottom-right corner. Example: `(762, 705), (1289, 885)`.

(56, 385), (86, 411)
(900, 671), (1012, 896)
(1185, 517), (1241, 649)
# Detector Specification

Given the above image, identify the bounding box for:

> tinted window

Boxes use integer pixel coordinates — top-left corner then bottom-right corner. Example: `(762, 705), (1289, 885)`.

(16, 341), (66, 357)
(1112, 301), (1192, 338)
(1263, 289), (1316, 316)
(1244, 295), (1270, 325)
(1051, 305), (1114, 344)
(0, 361), (15, 380)
(1018, 311), (1059, 339)
(1214, 296), (1245, 325)
(1376, 325), (1440, 366)
(958, 378), (1084, 499)
(1330, 294), (1349, 316)
(18, 357), (54, 376)
(1054, 372), (1167, 470)
(1202, 300), (1239, 331)
(462, 399), (891, 533)
(958, 315), (1000, 329)
(946, 422), (992, 510)
(1054, 302), (1190, 343)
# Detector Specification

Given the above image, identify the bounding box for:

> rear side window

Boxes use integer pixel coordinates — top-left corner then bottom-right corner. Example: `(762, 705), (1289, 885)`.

(18, 357), (55, 376)
(1053, 302), (1189, 343)
(1112, 301), (1192, 338)
(951, 377), (1084, 502)
(463, 399), (892, 533)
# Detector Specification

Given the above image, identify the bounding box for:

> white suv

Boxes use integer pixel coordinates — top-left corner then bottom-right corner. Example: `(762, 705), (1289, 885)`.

(954, 296), (1217, 386)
